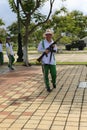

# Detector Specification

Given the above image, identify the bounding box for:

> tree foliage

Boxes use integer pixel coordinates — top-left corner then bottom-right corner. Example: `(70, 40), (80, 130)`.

(0, 19), (4, 26)
(8, 0), (87, 50)
(51, 9), (87, 44)
(0, 18), (6, 41)
(7, 8), (87, 47)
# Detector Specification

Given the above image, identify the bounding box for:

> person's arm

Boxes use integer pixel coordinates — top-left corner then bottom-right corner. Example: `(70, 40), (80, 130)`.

(6, 43), (11, 55)
(37, 41), (45, 53)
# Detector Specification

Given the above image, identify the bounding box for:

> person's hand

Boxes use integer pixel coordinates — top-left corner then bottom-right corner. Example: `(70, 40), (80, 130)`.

(52, 44), (55, 48)
(45, 49), (49, 54)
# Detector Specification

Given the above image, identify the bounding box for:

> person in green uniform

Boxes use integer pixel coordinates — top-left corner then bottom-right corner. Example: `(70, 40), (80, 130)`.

(37, 29), (58, 92)
(6, 37), (15, 70)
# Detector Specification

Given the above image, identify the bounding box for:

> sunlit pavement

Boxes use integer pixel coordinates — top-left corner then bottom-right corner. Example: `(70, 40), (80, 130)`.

(0, 64), (87, 130)
(4, 52), (87, 63)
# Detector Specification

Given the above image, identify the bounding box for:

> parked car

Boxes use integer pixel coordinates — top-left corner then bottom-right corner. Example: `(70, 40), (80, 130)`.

(65, 40), (86, 50)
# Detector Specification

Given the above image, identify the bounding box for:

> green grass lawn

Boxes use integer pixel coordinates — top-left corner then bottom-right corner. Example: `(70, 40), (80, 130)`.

(28, 59), (87, 65)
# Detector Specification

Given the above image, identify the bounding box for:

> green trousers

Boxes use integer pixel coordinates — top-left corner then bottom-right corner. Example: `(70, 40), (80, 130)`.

(8, 55), (15, 68)
(0, 52), (4, 65)
(42, 64), (56, 89)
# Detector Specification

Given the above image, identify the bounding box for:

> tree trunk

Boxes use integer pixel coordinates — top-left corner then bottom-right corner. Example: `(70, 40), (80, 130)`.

(23, 43), (29, 66)
(23, 25), (30, 67)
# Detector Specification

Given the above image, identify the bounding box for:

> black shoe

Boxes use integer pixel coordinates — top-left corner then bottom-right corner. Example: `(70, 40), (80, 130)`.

(11, 67), (14, 70)
(9, 67), (14, 70)
(47, 88), (52, 92)
(53, 85), (56, 88)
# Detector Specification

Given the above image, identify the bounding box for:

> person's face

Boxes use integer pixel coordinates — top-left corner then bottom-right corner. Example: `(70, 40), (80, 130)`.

(45, 34), (52, 41)
(6, 38), (10, 42)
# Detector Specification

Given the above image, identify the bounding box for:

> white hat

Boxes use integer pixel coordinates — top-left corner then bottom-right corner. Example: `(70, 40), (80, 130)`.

(44, 29), (53, 35)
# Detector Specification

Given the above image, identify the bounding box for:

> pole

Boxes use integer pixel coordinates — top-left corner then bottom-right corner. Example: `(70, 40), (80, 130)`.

(17, 0), (23, 62)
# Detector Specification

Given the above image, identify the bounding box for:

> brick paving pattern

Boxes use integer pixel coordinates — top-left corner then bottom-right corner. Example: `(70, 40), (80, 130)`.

(0, 65), (87, 130)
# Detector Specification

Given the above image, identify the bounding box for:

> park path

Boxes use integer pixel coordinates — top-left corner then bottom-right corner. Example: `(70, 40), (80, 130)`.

(0, 65), (87, 130)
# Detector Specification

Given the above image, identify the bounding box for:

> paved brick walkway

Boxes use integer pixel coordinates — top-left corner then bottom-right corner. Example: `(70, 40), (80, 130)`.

(0, 65), (87, 130)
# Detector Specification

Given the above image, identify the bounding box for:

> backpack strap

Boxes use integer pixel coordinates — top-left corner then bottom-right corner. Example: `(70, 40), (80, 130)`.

(8, 43), (10, 46)
(42, 40), (45, 49)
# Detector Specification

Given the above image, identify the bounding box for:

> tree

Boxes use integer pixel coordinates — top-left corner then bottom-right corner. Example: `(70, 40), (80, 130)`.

(0, 18), (6, 41)
(7, 22), (24, 44)
(8, 0), (55, 66)
(0, 19), (4, 26)
(51, 9), (87, 44)
(0, 28), (6, 40)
